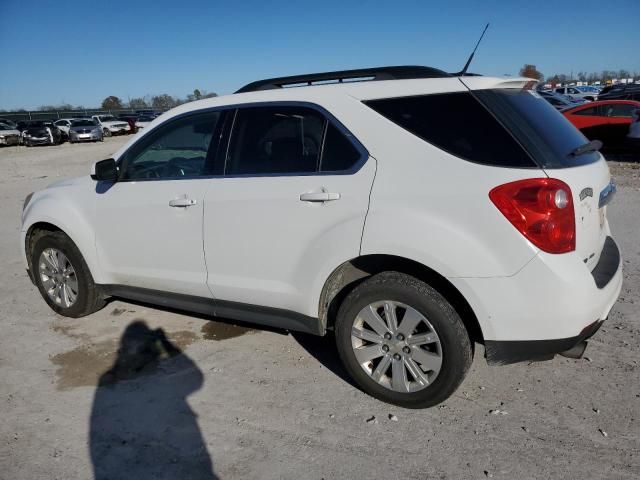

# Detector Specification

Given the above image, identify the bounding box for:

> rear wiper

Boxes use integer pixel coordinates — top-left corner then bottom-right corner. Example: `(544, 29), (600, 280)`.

(569, 139), (602, 157)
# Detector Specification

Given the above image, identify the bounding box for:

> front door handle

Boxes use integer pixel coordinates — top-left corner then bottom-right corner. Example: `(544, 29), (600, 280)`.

(169, 197), (197, 208)
(300, 192), (341, 202)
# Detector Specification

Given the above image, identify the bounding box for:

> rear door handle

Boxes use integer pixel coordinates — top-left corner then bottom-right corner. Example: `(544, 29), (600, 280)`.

(299, 192), (340, 202)
(169, 197), (197, 207)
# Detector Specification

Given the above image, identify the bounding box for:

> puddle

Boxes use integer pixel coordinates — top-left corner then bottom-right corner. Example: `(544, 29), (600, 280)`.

(51, 321), (197, 390)
(201, 320), (254, 340)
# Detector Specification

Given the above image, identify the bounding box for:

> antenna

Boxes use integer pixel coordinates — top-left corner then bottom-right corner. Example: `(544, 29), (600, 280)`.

(456, 23), (490, 76)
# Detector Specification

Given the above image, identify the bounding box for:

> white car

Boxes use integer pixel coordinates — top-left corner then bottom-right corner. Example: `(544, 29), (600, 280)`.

(20, 66), (622, 408)
(555, 86), (598, 102)
(91, 114), (131, 136)
(53, 118), (74, 136)
(0, 123), (21, 146)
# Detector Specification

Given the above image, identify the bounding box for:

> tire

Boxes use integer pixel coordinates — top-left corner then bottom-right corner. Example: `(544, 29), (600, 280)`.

(102, 128), (112, 137)
(31, 230), (105, 318)
(335, 272), (472, 408)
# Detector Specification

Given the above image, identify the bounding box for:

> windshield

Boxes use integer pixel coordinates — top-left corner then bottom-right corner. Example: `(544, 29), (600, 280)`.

(474, 88), (600, 169)
(0, 124), (14, 130)
(72, 120), (97, 127)
(99, 116), (117, 122)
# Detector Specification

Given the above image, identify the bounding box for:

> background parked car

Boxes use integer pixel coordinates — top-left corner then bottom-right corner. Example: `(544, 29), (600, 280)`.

(53, 118), (75, 138)
(598, 83), (640, 101)
(0, 118), (18, 129)
(562, 99), (640, 150)
(69, 119), (103, 143)
(134, 115), (154, 130)
(537, 90), (584, 110)
(0, 123), (21, 146)
(91, 114), (131, 136)
(23, 121), (62, 146)
(554, 86), (597, 101)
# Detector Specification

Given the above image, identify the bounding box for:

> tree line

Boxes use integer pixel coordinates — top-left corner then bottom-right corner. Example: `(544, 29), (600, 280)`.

(2, 89), (218, 113)
(519, 64), (638, 84)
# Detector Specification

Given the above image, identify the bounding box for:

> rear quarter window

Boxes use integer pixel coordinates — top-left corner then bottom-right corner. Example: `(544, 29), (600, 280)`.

(365, 92), (536, 168)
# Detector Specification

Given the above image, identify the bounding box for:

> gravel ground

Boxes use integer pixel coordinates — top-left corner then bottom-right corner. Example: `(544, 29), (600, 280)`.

(1, 138), (639, 479)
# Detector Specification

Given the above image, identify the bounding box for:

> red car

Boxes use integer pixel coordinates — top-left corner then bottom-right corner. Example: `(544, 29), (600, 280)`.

(562, 100), (640, 150)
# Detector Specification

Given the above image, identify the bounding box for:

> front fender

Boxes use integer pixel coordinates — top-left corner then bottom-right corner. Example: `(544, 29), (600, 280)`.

(21, 187), (101, 283)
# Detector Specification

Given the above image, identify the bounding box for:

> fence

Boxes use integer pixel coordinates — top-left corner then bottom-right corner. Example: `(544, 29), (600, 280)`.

(0, 108), (165, 123)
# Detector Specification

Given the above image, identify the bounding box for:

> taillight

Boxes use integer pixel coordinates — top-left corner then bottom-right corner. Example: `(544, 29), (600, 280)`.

(489, 178), (575, 254)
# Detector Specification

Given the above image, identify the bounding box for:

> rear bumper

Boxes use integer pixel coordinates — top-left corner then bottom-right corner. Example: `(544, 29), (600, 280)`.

(485, 319), (603, 365)
(450, 236), (622, 362)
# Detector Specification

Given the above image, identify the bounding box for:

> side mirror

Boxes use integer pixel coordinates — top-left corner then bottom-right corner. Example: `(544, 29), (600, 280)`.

(91, 158), (118, 181)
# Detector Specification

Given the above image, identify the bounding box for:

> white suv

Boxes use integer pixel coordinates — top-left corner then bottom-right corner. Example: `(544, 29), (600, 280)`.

(91, 115), (131, 136)
(21, 66), (622, 408)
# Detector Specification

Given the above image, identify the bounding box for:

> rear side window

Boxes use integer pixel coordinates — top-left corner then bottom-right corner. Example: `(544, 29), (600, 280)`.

(574, 107), (600, 116)
(365, 92), (536, 167)
(226, 106), (324, 175)
(604, 104), (634, 117)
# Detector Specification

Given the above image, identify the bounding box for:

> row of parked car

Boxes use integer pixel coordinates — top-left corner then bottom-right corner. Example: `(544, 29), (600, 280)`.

(0, 110), (161, 147)
(537, 84), (640, 151)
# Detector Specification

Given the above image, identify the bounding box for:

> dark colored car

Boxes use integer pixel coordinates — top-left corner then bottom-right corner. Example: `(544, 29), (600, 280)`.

(23, 121), (62, 146)
(562, 100), (640, 151)
(598, 83), (640, 101)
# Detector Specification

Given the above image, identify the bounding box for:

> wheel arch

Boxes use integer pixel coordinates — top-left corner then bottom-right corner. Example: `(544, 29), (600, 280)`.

(23, 218), (100, 284)
(318, 254), (484, 344)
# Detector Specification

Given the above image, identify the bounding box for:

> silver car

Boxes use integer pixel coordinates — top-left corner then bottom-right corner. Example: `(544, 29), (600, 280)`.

(69, 119), (103, 143)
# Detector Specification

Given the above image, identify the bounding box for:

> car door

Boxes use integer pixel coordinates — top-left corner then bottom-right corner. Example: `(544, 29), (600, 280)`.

(202, 104), (376, 318)
(604, 103), (635, 146)
(94, 110), (224, 297)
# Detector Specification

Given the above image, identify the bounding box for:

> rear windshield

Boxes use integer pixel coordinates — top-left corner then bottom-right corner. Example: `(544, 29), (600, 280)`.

(473, 88), (599, 168)
(365, 92), (536, 168)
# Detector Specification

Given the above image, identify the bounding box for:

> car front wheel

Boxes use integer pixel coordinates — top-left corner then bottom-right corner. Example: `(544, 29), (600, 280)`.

(335, 272), (472, 408)
(31, 230), (105, 317)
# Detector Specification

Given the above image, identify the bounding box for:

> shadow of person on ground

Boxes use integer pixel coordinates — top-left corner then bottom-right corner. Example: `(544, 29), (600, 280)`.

(90, 320), (217, 480)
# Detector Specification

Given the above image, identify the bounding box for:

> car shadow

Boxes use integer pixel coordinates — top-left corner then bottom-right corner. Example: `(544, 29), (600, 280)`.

(291, 331), (357, 388)
(89, 320), (218, 480)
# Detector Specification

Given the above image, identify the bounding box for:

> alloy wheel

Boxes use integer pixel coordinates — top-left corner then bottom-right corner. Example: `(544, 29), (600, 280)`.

(351, 300), (442, 393)
(38, 248), (78, 308)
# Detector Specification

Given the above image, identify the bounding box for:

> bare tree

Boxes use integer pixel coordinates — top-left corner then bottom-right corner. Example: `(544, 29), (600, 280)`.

(129, 97), (148, 109)
(151, 94), (176, 110)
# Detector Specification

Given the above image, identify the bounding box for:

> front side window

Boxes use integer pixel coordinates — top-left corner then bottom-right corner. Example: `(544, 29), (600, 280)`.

(121, 111), (220, 180)
(226, 106), (325, 175)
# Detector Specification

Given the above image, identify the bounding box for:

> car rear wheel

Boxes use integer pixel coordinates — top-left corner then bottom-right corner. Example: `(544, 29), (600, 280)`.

(335, 272), (472, 408)
(31, 230), (105, 318)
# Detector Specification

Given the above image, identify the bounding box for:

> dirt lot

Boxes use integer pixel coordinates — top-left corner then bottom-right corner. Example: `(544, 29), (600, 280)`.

(1, 138), (639, 479)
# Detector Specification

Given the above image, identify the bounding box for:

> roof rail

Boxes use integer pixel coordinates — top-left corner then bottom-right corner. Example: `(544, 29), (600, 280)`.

(235, 65), (452, 93)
